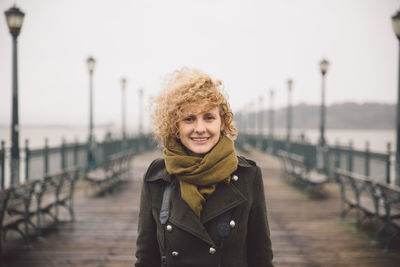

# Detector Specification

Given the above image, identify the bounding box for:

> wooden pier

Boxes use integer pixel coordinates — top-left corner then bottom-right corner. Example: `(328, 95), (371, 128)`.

(3, 149), (400, 266)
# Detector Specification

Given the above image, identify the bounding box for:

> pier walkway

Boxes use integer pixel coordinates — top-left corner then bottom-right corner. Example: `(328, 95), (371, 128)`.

(3, 149), (400, 266)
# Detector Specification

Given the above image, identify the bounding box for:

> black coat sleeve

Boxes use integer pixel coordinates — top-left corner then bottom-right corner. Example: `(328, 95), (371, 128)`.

(135, 163), (161, 267)
(247, 166), (274, 267)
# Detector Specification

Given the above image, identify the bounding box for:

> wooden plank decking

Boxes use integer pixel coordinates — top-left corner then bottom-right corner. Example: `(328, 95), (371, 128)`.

(3, 149), (400, 266)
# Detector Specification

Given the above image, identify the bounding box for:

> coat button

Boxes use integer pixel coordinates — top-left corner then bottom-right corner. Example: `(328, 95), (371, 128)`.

(166, 224), (173, 232)
(209, 247), (216, 254)
(230, 220), (236, 228)
(171, 251), (179, 257)
(232, 174), (238, 181)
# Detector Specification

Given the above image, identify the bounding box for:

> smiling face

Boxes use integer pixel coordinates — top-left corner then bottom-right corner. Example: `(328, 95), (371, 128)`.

(178, 104), (224, 156)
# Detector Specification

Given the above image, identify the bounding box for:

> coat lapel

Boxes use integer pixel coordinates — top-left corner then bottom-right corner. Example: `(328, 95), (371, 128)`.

(201, 181), (247, 224)
(168, 180), (216, 247)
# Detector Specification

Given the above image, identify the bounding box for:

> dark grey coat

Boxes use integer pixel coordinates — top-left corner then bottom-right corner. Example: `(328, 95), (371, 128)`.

(135, 156), (274, 267)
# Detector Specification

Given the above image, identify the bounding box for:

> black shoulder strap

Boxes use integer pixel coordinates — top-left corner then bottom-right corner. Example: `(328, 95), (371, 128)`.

(160, 183), (171, 267)
(160, 183), (171, 225)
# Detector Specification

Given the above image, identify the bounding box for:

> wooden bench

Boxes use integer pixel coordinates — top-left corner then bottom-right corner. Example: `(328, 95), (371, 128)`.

(84, 151), (133, 195)
(0, 167), (80, 258)
(278, 150), (329, 196)
(376, 182), (400, 252)
(334, 169), (400, 252)
(2, 180), (41, 249)
(0, 188), (10, 264)
(36, 167), (80, 235)
(277, 150), (298, 182)
(334, 168), (385, 244)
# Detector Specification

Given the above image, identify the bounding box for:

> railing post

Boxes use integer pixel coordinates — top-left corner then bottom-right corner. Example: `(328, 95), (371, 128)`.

(0, 141), (5, 189)
(128, 137), (132, 153)
(25, 139), (30, 181)
(272, 138), (276, 156)
(61, 137), (66, 170)
(44, 138), (49, 175)
(135, 137), (139, 154)
(386, 142), (392, 184)
(125, 136), (128, 151)
(348, 140), (353, 172)
(325, 146), (331, 175)
(365, 141), (370, 177)
(74, 137), (78, 167)
(334, 141), (340, 169)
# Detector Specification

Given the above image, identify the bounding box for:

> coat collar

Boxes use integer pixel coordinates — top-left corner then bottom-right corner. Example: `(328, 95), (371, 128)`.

(145, 160), (172, 182)
(145, 155), (252, 183)
(237, 155), (253, 168)
(201, 180), (247, 224)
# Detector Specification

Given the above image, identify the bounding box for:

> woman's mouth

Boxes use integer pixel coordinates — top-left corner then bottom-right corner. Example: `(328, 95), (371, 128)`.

(190, 137), (210, 143)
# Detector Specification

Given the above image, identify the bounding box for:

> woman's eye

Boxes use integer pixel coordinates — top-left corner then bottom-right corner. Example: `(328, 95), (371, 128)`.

(205, 115), (215, 120)
(184, 117), (194, 122)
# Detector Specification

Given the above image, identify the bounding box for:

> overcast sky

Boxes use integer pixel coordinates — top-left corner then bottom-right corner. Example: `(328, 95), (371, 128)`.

(1, 0), (399, 129)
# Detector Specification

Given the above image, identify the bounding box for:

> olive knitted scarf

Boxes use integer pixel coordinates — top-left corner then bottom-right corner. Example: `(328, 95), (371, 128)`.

(164, 135), (238, 217)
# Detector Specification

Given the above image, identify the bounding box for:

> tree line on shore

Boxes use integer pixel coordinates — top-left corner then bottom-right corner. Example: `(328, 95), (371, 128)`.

(242, 102), (395, 129)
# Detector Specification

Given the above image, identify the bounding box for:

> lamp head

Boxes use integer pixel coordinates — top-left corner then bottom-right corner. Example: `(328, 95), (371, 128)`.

(392, 9), (400, 41)
(87, 57), (96, 73)
(287, 79), (293, 91)
(5, 5), (25, 38)
(320, 59), (329, 76)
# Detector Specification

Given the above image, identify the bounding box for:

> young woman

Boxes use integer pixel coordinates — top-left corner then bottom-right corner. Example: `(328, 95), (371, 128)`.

(135, 67), (274, 267)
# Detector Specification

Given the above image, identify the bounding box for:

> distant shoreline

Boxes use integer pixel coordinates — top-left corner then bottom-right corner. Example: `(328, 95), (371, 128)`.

(0, 124), (114, 129)
(0, 124), (395, 130)
(0, 102), (396, 130)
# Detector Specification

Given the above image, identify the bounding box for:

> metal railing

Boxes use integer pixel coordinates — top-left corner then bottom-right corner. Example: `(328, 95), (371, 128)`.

(0, 134), (156, 189)
(237, 134), (394, 185)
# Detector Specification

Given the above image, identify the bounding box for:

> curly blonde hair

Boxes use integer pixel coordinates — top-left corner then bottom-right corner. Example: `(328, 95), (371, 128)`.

(152, 67), (236, 146)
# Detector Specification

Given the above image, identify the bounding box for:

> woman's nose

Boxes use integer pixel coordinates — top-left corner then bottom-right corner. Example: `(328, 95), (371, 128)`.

(194, 119), (206, 133)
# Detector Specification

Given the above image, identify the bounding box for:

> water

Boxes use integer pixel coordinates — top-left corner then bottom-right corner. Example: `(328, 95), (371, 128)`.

(284, 128), (396, 154)
(0, 125), (120, 149)
(0, 124), (145, 188)
(0, 125), (396, 187)
(0, 125), (396, 153)
(248, 128), (395, 154)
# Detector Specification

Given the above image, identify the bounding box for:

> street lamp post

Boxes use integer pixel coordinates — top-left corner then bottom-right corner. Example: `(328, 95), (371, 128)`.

(258, 95), (264, 135)
(319, 59), (329, 147)
(5, 5), (25, 186)
(242, 107), (247, 135)
(138, 88), (144, 136)
(317, 58), (329, 171)
(286, 79), (293, 151)
(268, 89), (275, 154)
(245, 105), (249, 135)
(249, 100), (255, 137)
(121, 78), (127, 141)
(86, 56), (96, 170)
(236, 111), (242, 134)
(240, 110), (245, 134)
(258, 95), (264, 150)
(392, 9), (400, 185)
